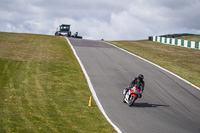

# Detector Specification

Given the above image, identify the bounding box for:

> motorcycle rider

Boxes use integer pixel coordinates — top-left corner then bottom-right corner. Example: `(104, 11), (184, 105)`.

(127, 74), (145, 98)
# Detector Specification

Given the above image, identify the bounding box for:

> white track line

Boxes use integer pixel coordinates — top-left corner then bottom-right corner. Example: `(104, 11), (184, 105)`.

(104, 41), (200, 91)
(65, 37), (122, 133)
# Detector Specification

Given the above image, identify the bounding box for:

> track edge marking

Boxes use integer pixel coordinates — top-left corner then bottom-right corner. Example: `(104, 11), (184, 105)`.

(65, 37), (122, 133)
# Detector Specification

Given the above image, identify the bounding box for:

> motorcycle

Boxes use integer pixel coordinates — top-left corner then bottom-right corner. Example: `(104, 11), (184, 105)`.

(123, 84), (142, 107)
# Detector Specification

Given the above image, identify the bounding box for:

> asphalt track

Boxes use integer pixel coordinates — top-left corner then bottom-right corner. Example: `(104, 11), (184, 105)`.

(67, 38), (200, 133)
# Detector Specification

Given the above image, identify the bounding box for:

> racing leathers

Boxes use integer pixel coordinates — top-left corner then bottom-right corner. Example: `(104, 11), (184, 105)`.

(128, 77), (145, 98)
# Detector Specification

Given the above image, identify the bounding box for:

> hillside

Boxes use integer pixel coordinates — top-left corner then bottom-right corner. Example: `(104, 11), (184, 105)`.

(0, 32), (116, 133)
(176, 35), (200, 42)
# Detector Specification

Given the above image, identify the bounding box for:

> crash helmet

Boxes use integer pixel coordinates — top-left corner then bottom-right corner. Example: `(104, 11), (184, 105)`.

(138, 74), (144, 81)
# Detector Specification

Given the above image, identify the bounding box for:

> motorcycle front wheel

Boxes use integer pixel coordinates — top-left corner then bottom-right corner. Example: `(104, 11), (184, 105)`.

(128, 96), (137, 107)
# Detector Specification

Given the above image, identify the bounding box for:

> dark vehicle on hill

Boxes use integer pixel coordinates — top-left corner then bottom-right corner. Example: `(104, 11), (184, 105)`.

(55, 24), (82, 39)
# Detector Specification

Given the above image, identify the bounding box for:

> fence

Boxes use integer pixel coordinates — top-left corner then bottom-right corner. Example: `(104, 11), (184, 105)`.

(152, 36), (200, 50)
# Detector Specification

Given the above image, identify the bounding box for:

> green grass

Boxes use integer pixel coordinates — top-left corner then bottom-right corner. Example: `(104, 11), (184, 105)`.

(107, 39), (200, 88)
(176, 35), (200, 42)
(0, 32), (116, 133)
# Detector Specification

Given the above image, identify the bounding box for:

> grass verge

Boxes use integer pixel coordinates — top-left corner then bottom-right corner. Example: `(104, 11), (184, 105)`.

(107, 39), (200, 88)
(0, 32), (116, 133)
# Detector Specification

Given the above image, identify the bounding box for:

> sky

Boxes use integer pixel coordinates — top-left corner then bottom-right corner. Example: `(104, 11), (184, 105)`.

(0, 0), (200, 40)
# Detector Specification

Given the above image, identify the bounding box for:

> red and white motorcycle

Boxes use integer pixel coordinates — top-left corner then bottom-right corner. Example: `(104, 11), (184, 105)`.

(123, 84), (142, 107)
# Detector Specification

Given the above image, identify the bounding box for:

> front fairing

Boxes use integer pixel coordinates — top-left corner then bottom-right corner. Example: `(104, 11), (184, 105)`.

(131, 86), (142, 95)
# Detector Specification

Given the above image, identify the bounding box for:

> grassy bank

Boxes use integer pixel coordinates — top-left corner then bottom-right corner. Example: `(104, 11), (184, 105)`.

(107, 39), (200, 88)
(0, 32), (116, 133)
(176, 35), (200, 42)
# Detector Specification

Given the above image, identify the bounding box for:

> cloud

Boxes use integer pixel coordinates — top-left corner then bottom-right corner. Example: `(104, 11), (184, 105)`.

(0, 0), (200, 40)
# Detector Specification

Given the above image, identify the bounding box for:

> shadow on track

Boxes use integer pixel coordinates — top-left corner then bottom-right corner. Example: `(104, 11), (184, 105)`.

(133, 103), (169, 108)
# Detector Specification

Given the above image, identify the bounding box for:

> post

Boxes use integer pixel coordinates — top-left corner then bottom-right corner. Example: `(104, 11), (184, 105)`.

(88, 96), (92, 107)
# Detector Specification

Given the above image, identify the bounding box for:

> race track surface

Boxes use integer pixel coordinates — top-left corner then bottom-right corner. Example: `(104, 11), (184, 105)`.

(68, 38), (200, 133)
